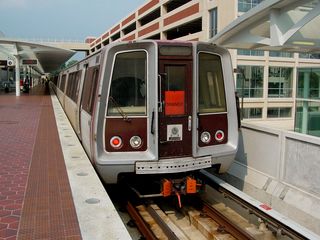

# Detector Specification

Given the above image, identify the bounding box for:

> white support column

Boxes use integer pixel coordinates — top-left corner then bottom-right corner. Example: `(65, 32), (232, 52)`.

(14, 55), (20, 96)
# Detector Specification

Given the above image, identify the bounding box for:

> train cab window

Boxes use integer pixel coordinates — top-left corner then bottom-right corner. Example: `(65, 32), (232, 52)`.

(107, 51), (147, 116)
(198, 52), (226, 113)
(165, 65), (186, 115)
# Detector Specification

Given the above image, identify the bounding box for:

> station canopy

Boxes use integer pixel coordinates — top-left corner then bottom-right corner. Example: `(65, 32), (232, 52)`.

(0, 38), (75, 74)
(210, 0), (320, 53)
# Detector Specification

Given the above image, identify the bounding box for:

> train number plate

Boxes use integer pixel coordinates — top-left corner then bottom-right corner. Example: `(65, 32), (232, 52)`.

(167, 124), (182, 141)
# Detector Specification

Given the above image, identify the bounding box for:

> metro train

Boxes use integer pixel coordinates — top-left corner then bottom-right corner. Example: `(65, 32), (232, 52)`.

(53, 40), (238, 195)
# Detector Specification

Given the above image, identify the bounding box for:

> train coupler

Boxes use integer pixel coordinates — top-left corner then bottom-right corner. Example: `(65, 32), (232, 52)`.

(161, 176), (203, 198)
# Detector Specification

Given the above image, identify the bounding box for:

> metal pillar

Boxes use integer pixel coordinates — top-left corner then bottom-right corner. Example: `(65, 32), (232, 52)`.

(14, 55), (20, 96)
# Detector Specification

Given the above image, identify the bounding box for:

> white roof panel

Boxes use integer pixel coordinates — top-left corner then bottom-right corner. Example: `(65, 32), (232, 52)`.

(0, 38), (75, 73)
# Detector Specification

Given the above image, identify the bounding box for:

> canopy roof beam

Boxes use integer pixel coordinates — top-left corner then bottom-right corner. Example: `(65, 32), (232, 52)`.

(211, 0), (320, 53)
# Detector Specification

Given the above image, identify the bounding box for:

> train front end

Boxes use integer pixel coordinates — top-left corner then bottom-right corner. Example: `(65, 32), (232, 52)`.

(94, 41), (238, 187)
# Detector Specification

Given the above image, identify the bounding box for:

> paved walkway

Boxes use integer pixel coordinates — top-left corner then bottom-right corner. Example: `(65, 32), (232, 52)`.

(0, 86), (81, 240)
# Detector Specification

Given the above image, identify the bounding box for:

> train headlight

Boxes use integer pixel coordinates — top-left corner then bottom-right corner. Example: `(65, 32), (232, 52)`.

(130, 136), (142, 149)
(215, 130), (225, 142)
(200, 131), (211, 144)
(110, 136), (123, 149)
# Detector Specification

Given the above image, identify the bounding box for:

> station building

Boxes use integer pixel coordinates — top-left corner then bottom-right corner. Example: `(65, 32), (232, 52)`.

(87, 0), (320, 137)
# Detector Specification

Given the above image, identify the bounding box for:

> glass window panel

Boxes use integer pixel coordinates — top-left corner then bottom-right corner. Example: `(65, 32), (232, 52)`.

(267, 108), (279, 118)
(82, 67), (100, 114)
(238, 0), (264, 12)
(295, 100), (320, 137)
(199, 53), (226, 113)
(60, 74), (66, 91)
(297, 68), (320, 100)
(268, 67), (293, 98)
(236, 65), (264, 98)
(243, 108), (262, 119)
(107, 51), (147, 116)
(280, 108), (291, 117)
(269, 51), (293, 58)
(299, 53), (320, 59)
(209, 8), (218, 38)
(165, 65), (186, 116)
(166, 66), (185, 91)
(267, 107), (291, 118)
(237, 49), (264, 56)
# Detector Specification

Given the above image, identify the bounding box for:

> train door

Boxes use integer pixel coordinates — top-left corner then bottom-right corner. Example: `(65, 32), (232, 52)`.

(158, 60), (192, 158)
(80, 65), (100, 158)
(78, 63), (89, 139)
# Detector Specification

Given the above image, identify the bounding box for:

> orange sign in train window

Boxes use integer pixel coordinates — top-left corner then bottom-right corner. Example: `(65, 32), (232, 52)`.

(165, 91), (185, 115)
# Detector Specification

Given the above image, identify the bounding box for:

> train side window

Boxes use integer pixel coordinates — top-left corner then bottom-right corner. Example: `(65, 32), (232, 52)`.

(57, 76), (61, 88)
(60, 74), (67, 92)
(66, 73), (73, 98)
(82, 66), (100, 114)
(73, 71), (82, 102)
(66, 71), (82, 102)
(107, 51), (147, 116)
(198, 52), (226, 113)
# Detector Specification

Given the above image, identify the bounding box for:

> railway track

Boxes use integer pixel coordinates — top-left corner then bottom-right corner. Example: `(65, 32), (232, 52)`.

(126, 197), (271, 240)
(122, 171), (317, 240)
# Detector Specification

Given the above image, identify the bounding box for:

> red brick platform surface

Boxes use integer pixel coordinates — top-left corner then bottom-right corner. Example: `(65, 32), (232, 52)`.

(0, 86), (81, 240)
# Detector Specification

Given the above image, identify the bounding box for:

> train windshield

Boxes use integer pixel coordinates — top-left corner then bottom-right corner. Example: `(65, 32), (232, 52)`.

(198, 52), (226, 113)
(107, 51), (147, 116)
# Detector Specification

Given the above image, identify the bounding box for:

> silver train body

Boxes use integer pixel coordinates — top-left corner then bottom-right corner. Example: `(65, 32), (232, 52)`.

(54, 40), (238, 184)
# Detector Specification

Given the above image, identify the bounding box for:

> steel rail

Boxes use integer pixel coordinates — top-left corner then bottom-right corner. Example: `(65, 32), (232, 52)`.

(202, 201), (256, 240)
(146, 205), (180, 240)
(198, 170), (312, 240)
(126, 201), (158, 240)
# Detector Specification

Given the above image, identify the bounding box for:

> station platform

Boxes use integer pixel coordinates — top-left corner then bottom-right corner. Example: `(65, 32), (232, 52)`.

(0, 85), (131, 240)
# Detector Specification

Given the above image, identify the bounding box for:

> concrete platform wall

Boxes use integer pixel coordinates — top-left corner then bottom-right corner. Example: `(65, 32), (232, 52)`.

(226, 122), (320, 235)
(235, 122), (320, 195)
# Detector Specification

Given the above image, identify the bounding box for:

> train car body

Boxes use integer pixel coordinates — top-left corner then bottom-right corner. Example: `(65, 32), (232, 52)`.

(55, 40), (238, 185)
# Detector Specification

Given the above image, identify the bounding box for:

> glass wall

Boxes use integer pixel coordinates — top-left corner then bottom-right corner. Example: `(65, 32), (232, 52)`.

(268, 67), (293, 98)
(236, 65), (264, 98)
(238, 0), (264, 12)
(295, 101), (320, 137)
(299, 53), (320, 59)
(297, 68), (320, 99)
(295, 68), (320, 137)
(243, 108), (262, 119)
(269, 51), (293, 58)
(237, 49), (264, 56)
(267, 107), (291, 118)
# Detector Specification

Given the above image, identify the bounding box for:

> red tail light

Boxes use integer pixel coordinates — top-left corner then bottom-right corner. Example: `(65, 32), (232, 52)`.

(215, 130), (225, 142)
(110, 136), (123, 149)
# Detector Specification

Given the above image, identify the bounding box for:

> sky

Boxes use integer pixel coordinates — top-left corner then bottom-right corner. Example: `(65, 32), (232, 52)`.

(0, 0), (146, 41)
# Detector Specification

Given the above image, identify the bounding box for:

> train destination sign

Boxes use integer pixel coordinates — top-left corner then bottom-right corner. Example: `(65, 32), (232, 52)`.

(22, 59), (38, 65)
